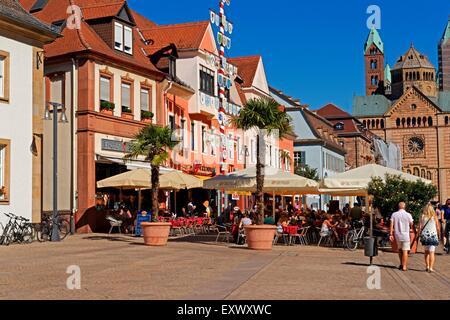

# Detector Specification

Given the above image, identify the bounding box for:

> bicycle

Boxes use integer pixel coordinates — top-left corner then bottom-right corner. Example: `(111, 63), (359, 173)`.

(0, 213), (34, 245)
(37, 214), (70, 242)
(345, 220), (367, 251)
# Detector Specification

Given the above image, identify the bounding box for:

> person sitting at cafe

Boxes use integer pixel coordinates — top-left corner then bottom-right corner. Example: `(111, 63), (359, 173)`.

(321, 214), (340, 241)
(239, 213), (253, 229)
(264, 214), (275, 225)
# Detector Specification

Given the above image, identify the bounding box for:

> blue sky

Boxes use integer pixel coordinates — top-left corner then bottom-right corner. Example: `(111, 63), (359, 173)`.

(128, 0), (449, 112)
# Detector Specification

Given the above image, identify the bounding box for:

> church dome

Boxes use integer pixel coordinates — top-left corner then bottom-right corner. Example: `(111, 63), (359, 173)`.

(392, 45), (435, 70)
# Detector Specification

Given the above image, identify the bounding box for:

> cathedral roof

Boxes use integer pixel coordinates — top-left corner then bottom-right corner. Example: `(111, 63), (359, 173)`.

(431, 91), (450, 112)
(441, 16), (450, 45)
(352, 95), (392, 117)
(384, 64), (391, 83)
(364, 28), (384, 54)
(392, 45), (435, 70)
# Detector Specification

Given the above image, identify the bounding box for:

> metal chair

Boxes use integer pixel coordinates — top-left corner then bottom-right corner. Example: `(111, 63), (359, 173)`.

(106, 216), (122, 234)
(215, 225), (231, 243)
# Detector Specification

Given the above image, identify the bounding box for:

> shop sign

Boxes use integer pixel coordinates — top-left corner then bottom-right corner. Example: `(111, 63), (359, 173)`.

(232, 193), (240, 201)
(101, 139), (132, 153)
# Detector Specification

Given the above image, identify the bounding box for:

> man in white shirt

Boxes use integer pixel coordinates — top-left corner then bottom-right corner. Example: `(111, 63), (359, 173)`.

(390, 202), (414, 271)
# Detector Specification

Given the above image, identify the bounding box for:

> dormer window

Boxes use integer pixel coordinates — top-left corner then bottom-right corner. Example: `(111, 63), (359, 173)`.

(114, 22), (133, 55)
(169, 56), (176, 79)
(335, 123), (344, 131)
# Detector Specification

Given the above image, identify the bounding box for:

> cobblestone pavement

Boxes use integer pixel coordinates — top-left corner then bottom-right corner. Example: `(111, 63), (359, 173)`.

(1, 234), (450, 300)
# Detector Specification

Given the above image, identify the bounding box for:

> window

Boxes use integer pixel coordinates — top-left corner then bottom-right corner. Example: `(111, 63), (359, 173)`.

(114, 22), (123, 51)
(121, 82), (132, 113)
(124, 26), (133, 54)
(100, 76), (111, 103)
(202, 127), (207, 154)
(169, 115), (175, 131)
(285, 152), (291, 171)
(335, 123), (344, 131)
(0, 51), (10, 102)
(180, 119), (186, 147)
(0, 140), (10, 203)
(191, 121), (195, 151)
(200, 66), (215, 96)
(140, 88), (150, 111)
(228, 134), (234, 160)
(237, 137), (242, 160)
(294, 151), (306, 168)
(169, 56), (176, 79)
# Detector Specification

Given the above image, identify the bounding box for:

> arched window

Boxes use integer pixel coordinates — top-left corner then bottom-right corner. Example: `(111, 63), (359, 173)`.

(421, 169), (426, 178)
(413, 168), (420, 176)
(371, 76), (375, 86)
(372, 120), (376, 128)
(417, 72), (420, 80)
(431, 73), (434, 81)
(375, 76), (379, 85)
(407, 118), (411, 127)
(411, 104), (417, 111)
(427, 172), (432, 180)
(418, 117), (422, 126)
(423, 117), (427, 126)
(407, 170), (412, 174)
(396, 118), (401, 127)
(402, 118), (406, 127)
(428, 117), (433, 127)
(380, 119), (385, 129)
(376, 119), (380, 128)
(363, 120), (367, 128)
(445, 116), (449, 126)
(412, 118), (416, 127)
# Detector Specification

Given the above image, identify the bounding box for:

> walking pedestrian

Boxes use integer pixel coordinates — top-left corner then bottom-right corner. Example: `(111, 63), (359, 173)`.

(418, 204), (441, 273)
(390, 202), (414, 272)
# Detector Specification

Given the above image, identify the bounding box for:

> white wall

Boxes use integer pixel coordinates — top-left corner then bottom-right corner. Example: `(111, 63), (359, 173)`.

(0, 35), (33, 225)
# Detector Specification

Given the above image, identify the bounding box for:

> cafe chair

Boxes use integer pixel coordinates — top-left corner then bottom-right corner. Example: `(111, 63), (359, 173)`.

(215, 225), (231, 243)
(106, 216), (123, 234)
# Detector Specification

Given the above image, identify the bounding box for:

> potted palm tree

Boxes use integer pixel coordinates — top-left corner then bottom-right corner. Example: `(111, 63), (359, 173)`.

(125, 125), (179, 246)
(231, 97), (293, 250)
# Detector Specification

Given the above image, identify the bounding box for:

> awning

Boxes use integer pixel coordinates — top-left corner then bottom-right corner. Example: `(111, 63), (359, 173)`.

(96, 154), (174, 173)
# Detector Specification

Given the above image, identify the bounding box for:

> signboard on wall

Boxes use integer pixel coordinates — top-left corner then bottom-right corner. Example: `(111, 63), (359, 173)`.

(101, 139), (132, 153)
(232, 194), (240, 201)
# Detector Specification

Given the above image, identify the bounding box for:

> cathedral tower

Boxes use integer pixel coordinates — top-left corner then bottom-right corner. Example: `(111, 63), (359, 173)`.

(390, 44), (437, 99)
(364, 28), (385, 96)
(438, 16), (450, 91)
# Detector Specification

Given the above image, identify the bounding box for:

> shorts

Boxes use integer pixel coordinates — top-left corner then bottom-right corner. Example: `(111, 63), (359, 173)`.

(397, 241), (411, 251)
(424, 246), (436, 253)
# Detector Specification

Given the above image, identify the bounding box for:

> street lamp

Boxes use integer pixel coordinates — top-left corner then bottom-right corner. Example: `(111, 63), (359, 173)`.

(44, 102), (68, 242)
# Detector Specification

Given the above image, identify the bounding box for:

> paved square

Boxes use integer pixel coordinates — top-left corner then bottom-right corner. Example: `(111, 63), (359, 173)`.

(1, 234), (450, 300)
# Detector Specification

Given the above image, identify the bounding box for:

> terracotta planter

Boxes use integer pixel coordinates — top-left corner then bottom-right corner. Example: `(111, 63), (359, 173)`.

(390, 230), (418, 254)
(121, 112), (134, 120)
(100, 108), (114, 115)
(142, 117), (153, 123)
(244, 225), (277, 251)
(141, 222), (171, 246)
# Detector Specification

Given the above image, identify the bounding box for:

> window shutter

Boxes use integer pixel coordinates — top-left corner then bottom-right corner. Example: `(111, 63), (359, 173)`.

(0, 57), (4, 98)
(124, 26), (133, 54)
(0, 145), (4, 198)
(100, 77), (110, 102)
(114, 23), (123, 50)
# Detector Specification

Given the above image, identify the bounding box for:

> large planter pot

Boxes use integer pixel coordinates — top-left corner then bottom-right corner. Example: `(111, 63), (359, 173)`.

(121, 112), (134, 120)
(141, 222), (171, 247)
(390, 231), (418, 254)
(100, 108), (114, 116)
(244, 225), (277, 251)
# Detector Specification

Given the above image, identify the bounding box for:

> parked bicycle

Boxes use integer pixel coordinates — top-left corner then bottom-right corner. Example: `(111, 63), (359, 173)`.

(37, 214), (70, 242)
(0, 213), (34, 246)
(345, 220), (367, 251)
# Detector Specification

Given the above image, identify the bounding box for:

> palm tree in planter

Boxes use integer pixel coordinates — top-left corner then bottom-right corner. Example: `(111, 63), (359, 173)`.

(125, 124), (179, 246)
(230, 97), (293, 250)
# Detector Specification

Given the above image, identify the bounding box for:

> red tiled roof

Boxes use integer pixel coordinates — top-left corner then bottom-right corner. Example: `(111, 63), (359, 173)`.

(81, 2), (125, 20)
(141, 21), (210, 54)
(316, 103), (351, 118)
(228, 56), (260, 87)
(18, 0), (163, 77)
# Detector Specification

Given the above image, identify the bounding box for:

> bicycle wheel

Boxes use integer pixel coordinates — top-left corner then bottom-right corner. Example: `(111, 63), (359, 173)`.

(21, 224), (34, 244)
(37, 223), (50, 242)
(346, 232), (359, 251)
(58, 220), (70, 240)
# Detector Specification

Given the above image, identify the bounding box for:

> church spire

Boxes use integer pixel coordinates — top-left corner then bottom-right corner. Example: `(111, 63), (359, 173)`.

(441, 15), (450, 45)
(364, 27), (384, 54)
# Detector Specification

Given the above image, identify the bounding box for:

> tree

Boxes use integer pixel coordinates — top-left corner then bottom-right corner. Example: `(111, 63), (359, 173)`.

(279, 150), (292, 171)
(230, 97), (293, 224)
(295, 164), (319, 182)
(125, 125), (179, 220)
(367, 174), (437, 224)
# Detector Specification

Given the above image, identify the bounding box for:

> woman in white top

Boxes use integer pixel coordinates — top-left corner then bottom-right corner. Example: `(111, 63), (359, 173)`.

(419, 204), (441, 273)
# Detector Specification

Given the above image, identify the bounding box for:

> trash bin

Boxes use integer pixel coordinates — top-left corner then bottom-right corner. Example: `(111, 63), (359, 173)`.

(364, 237), (378, 257)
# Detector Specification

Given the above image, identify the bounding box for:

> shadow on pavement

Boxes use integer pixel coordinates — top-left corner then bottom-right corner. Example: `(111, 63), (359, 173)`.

(342, 261), (426, 272)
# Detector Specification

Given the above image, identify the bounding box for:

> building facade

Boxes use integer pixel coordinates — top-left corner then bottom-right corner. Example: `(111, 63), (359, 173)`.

(316, 103), (376, 170)
(0, 0), (58, 225)
(353, 20), (450, 202)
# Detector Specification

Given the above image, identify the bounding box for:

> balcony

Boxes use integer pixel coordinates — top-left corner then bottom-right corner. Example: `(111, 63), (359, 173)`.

(194, 92), (242, 118)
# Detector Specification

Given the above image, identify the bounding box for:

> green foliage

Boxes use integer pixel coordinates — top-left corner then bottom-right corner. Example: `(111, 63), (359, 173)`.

(230, 97), (293, 137)
(295, 164), (319, 182)
(122, 106), (132, 114)
(141, 110), (154, 120)
(368, 174), (437, 224)
(100, 100), (115, 111)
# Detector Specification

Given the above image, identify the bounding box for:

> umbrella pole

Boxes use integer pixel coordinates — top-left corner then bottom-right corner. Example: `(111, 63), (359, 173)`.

(174, 190), (177, 216)
(272, 191), (275, 220)
(138, 189), (142, 212)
